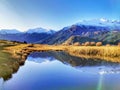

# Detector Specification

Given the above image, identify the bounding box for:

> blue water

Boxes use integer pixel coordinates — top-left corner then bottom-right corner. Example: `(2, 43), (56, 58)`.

(1, 51), (120, 90)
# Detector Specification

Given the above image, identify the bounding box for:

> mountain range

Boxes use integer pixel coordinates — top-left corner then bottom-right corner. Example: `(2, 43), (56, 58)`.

(0, 28), (55, 43)
(0, 19), (120, 44)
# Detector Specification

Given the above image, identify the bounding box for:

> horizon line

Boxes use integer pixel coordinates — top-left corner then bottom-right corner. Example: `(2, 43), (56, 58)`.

(0, 18), (120, 32)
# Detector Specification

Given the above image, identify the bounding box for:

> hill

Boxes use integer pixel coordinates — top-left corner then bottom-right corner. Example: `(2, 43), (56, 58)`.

(63, 35), (99, 45)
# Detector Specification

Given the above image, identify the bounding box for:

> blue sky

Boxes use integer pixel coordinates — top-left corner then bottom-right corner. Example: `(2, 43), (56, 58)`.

(0, 0), (120, 31)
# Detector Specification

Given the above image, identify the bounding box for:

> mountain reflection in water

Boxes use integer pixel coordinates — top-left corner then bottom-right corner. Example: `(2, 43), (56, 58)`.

(28, 51), (120, 75)
(1, 51), (120, 90)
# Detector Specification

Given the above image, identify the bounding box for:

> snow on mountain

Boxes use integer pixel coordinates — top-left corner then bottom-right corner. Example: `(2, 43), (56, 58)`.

(61, 18), (120, 31)
(76, 18), (120, 27)
(0, 29), (21, 34)
(26, 28), (55, 34)
(47, 30), (56, 34)
(0, 28), (56, 34)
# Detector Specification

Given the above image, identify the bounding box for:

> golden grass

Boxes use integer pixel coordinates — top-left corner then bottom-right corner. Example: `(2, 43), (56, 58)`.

(67, 46), (120, 57)
(66, 46), (120, 62)
(4, 43), (120, 63)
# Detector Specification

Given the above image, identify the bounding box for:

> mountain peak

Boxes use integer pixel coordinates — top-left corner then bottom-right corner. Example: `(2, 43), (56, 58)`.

(99, 18), (108, 22)
(26, 27), (55, 34)
(0, 29), (21, 34)
(75, 18), (120, 27)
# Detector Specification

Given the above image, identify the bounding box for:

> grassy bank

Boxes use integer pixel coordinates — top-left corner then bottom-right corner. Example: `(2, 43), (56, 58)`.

(0, 41), (20, 80)
(5, 42), (120, 62)
(67, 46), (120, 57)
(66, 46), (120, 62)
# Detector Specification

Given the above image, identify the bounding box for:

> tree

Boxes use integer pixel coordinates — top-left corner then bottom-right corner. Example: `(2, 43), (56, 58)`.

(23, 41), (27, 44)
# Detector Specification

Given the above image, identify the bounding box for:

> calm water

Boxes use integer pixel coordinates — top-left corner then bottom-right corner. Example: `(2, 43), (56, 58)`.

(1, 51), (120, 90)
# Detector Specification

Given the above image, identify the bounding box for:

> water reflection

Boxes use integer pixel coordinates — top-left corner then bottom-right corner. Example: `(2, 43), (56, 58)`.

(1, 51), (120, 81)
(28, 51), (120, 75)
(0, 51), (120, 90)
(28, 51), (119, 67)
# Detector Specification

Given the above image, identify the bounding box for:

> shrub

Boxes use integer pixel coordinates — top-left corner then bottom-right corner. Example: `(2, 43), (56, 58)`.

(82, 43), (85, 46)
(28, 44), (34, 47)
(90, 42), (96, 46)
(84, 42), (90, 46)
(23, 41), (27, 44)
(106, 44), (111, 46)
(62, 43), (69, 46)
(118, 42), (120, 46)
(54, 43), (58, 46)
(96, 42), (102, 46)
(73, 42), (81, 46)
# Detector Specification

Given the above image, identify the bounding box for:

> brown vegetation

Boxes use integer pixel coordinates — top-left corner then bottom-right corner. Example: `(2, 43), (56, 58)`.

(118, 42), (120, 46)
(73, 42), (81, 46)
(106, 44), (111, 46)
(84, 42), (90, 46)
(90, 42), (96, 46)
(96, 42), (102, 46)
(2, 40), (120, 63)
(28, 44), (34, 47)
(82, 43), (85, 46)
(66, 46), (120, 62)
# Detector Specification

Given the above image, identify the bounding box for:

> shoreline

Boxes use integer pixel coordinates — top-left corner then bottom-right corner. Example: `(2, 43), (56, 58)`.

(4, 43), (120, 63)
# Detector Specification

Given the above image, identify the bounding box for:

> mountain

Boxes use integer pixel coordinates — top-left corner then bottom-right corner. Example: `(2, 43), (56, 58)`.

(95, 31), (120, 44)
(0, 33), (52, 43)
(0, 29), (21, 34)
(0, 28), (55, 43)
(0, 19), (120, 44)
(39, 25), (109, 44)
(63, 35), (99, 45)
(40, 19), (120, 45)
(26, 28), (55, 34)
(76, 18), (120, 29)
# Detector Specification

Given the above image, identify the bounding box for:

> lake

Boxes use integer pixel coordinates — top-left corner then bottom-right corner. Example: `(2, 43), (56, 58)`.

(0, 51), (120, 90)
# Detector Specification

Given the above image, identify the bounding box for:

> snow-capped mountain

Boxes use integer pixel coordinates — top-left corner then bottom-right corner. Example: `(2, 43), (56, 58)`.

(60, 18), (120, 32)
(0, 28), (55, 43)
(0, 19), (120, 44)
(76, 18), (120, 28)
(40, 19), (120, 45)
(47, 30), (56, 34)
(26, 28), (55, 34)
(0, 29), (21, 34)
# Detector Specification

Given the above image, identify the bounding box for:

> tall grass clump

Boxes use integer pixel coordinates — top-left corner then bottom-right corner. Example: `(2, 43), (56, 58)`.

(67, 46), (120, 58)
(84, 42), (90, 46)
(90, 42), (96, 46)
(118, 42), (120, 46)
(73, 42), (81, 46)
(96, 42), (102, 46)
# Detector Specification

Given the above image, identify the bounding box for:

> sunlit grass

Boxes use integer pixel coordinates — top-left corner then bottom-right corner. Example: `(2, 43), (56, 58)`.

(0, 41), (20, 80)
(66, 46), (120, 62)
(67, 46), (120, 57)
(5, 43), (120, 62)
(1, 40), (120, 66)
